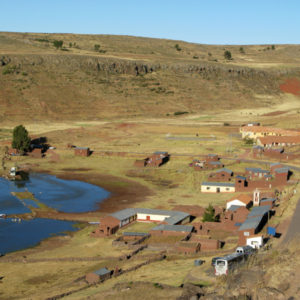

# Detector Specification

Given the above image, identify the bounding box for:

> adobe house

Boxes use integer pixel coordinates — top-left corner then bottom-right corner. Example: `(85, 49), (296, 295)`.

(227, 206), (249, 224)
(85, 268), (111, 284)
(136, 151), (170, 167)
(208, 168), (233, 182)
(92, 216), (120, 237)
(28, 148), (43, 158)
(260, 198), (275, 208)
(201, 182), (235, 193)
(150, 224), (194, 237)
(207, 161), (224, 170)
(257, 135), (300, 148)
(205, 154), (219, 162)
(245, 168), (270, 179)
(74, 147), (90, 157)
(252, 145), (264, 158)
(274, 167), (289, 183)
(270, 163), (284, 173)
(235, 175), (248, 191)
(226, 194), (252, 210)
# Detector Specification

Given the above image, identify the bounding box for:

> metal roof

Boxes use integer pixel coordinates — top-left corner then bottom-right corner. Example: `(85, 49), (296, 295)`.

(123, 232), (149, 236)
(238, 216), (263, 231)
(274, 167), (289, 174)
(246, 167), (269, 173)
(75, 147), (89, 150)
(94, 268), (110, 276)
(151, 224), (193, 232)
(236, 175), (246, 180)
(228, 205), (240, 212)
(110, 208), (190, 224)
(209, 161), (222, 165)
(202, 182), (235, 187)
(247, 205), (270, 217)
(270, 162), (281, 167)
(153, 151), (168, 155)
(136, 208), (189, 225)
(215, 168), (233, 174)
(207, 154), (218, 157)
(110, 208), (136, 221)
(260, 198), (275, 203)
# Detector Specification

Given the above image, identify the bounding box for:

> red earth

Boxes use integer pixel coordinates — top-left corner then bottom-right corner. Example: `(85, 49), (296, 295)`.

(280, 78), (300, 95)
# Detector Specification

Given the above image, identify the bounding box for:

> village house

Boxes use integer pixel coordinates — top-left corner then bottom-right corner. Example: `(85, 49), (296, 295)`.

(74, 147), (90, 157)
(226, 194), (252, 210)
(240, 126), (300, 141)
(93, 208), (191, 237)
(85, 268), (111, 284)
(208, 168), (233, 182)
(134, 151), (169, 167)
(257, 135), (300, 148)
(201, 182), (235, 193)
(224, 206), (249, 224)
(245, 167), (270, 179)
(175, 242), (201, 254)
(205, 154), (219, 162)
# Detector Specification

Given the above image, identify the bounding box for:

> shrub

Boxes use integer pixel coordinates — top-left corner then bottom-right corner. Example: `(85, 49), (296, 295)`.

(208, 52), (212, 57)
(174, 111), (188, 116)
(174, 44), (181, 51)
(53, 40), (63, 49)
(224, 50), (232, 60)
(2, 65), (17, 75)
(239, 47), (245, 54)
(94, 44), (100, 51)
(34, 38), (50, 43)
(202, 204), (215, 222)
(244, 137), (254, 145)
(271, 45), (275, 50)
(223, 122), (230, 126)
(193, 55), (199, 59)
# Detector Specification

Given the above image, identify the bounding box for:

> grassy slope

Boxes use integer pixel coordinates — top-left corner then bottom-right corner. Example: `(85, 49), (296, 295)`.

(0, 32), (300, 123)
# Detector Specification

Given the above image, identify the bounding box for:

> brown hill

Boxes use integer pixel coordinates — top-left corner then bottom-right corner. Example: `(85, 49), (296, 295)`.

(0, 32), (300, 122)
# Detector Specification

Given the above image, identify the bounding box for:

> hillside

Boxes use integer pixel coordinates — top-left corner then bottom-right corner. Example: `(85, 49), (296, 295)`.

(0, 32), (300, 123)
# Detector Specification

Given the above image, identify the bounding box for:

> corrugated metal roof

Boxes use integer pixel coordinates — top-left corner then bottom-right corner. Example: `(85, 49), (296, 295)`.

(274, 167), (289, 174)
(207, 154), (217, 157)
(260, 198), (275, 203)
(94, 268), (110, 276)
(215, 168), (233, 174)
(236, 175), (246, 180)
(209, 161), (222, 165)
(202, 182), (235, 187)
(75, 147), (89, 150)
(270, 162), (281, 167)
(246, 167), (269, 173)
(123, 232), (149, 236)
(228, 205), (240, 212)
(238, 216), (263, 231)
(247, 205), (270, 217)
(151, 224), (193, 232)
(110, 208), (136, 221)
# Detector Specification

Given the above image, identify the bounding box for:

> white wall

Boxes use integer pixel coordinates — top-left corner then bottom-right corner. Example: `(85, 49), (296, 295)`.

(137, 213), (169, 222)
(201, 185), (235, 193)
(246, 236), (263, 249)
(226, 200), (246, 210)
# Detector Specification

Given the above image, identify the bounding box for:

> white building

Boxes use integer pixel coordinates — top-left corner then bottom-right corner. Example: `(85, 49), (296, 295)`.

(226, 194), (252, 210)
(246, 235), (263, 249)
(201, 182), (235, 193)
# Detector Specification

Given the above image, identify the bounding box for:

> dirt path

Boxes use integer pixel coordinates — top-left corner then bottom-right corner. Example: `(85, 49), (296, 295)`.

(283, 197), (300, 242)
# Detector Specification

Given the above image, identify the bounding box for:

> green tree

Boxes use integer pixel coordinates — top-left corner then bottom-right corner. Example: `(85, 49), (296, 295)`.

(271, 45), (275, 50)
(202, 204), (215, 222)
(53, 40), (63, 49)
(224, 50), (232, 60)
(12, 125), (31, 153)
(94, 44), (100, 51)
(239, 47), (245, 54)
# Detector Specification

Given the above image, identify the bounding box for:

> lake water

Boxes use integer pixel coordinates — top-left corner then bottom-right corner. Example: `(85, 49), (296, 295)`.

(0, 173), (110, 254)
(0, 218), (77, 254)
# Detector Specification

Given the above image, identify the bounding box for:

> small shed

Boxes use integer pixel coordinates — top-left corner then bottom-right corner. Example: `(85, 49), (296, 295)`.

(85, 267), (111, 284)
(74, 147), (90, 157)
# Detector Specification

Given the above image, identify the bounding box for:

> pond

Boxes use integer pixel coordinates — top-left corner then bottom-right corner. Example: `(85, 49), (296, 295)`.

(0, 173), (110, 214)
(0, 218), (78, 255)
(0, 173), (110, 254)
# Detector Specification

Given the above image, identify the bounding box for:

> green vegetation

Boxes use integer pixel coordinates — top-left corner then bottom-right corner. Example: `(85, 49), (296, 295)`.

(174, 44), (181, 51)
(34, 38), (50, 43)
(272, 45), (276, 50)
(224, 50), (232, 60)
(2, 65), (17, 75)
(12, 125), (31, 152)
(94, 44), (100, 51)
(239, 47), (245, 54)
(244, 137), (254, 145)
(202, 204), (215, 222)
(174, 111), (189, 116)
(53, 40), (63, 49)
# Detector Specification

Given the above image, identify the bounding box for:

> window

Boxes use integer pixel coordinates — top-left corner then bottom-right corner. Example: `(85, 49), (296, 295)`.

(226, 188), (230, 191)
(206, 187), (210, 190)
(244, 231), (250, 236)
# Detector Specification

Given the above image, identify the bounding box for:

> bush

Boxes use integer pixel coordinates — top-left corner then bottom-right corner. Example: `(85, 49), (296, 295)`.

(174, 111), (188, 116)
(2, 65), (17, 75)
(12, 125), (31, 153)
(34, 38), (50, 43)
(224, 50), (232, 60)
(94, 44), (100, 51)
(174, 44), (181, 51)
(223, 122), (230, 126)
(53, 40), (63, 49)
(244, 137), (254, 145)
(193, 55), (199, 59)
(202, 204), (215, 222)
(239, 47), (245, 54)
(271, 45), (275, 50)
